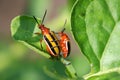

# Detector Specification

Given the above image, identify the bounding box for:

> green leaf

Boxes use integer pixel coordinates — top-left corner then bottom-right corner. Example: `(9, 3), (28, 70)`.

(11, 15), (50, 58)
(11, 15), (79, 79)
(71, 0), (99, 73)
(86, 68), (120, 80)
(71, 0), (120, 77)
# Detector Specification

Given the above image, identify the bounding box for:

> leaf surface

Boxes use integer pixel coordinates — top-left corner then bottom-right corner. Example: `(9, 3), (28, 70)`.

(11, 15), (50, 58)
(71, 0), (120, 78)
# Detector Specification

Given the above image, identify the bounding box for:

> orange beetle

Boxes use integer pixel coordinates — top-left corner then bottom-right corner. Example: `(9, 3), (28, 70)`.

(57, 20), (71, 58)
(33, 10), (60, 57)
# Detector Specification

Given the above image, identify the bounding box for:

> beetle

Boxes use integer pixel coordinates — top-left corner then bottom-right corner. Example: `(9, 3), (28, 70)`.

(56, 20), (71, 58)
(33, 10), (60, 57)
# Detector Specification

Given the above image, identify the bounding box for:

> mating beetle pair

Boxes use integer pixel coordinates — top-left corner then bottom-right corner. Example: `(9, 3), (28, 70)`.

(33, 10), (70, 58)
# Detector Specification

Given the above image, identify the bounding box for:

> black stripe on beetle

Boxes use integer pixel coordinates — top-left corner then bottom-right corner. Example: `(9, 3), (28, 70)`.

(67, 41), (71, 57)
(49, 32), (60, 53)
(43, 35), (57, 55)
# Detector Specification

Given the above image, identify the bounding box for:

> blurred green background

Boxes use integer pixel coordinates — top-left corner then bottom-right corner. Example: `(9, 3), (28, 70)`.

(0, 0), (90, 80)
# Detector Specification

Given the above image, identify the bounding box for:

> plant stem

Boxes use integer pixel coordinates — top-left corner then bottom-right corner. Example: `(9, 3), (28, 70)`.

(60, 57), (78, 79)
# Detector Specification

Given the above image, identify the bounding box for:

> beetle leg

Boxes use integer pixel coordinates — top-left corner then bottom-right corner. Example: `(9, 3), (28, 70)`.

(34, 32), (40, 35)
(46, 46), (50, 54)
(40, 39), (43, 50)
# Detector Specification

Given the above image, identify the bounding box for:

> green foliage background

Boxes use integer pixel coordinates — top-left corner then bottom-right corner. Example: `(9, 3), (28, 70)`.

(2, 0), (120, 80)
(1, 0), (90, 80)
(71, 0), (120, 79)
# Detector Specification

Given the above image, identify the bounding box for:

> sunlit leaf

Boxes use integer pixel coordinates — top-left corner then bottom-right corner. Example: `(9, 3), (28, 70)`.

(71, 0), (120, 79)
(11, 15), (50, 58)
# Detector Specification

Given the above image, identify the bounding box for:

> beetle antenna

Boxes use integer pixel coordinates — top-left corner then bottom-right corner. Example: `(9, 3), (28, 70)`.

(61, 19), (67, 33)
(33, 10), (47, 26)
(33, 16), (40, 26)
(41, 9), (47, 25)
(61, 28), (65, 33)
